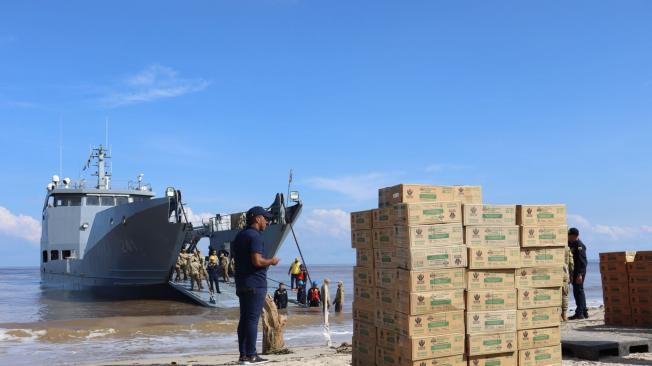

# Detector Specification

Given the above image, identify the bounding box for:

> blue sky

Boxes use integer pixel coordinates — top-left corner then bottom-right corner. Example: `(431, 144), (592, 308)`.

(1, 1), (652, 266)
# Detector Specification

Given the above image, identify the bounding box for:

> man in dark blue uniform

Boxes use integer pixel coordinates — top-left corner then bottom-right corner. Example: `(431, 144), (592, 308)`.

(232, 206), (280, 365)
(568, 227), (589, 320)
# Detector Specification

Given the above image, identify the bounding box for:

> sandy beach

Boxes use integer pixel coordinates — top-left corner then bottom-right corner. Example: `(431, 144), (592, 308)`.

(81, 307), (652, 366)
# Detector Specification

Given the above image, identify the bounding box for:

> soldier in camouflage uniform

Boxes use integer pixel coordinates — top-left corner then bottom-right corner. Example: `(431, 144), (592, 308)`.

(189, 250), (203, 291)
(562, 244), (574, 321)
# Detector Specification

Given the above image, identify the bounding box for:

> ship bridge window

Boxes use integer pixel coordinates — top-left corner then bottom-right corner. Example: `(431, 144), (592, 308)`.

(100, 196), (115, 206)
(56, 196), (82, 207)
(62, 250), (72, 259)
(131, 196), (149, 203)
(115, 196), (128, 205)
(42, 251), (48, 263)
(50, 250), (59, 260)
(86, 196), (100, 206)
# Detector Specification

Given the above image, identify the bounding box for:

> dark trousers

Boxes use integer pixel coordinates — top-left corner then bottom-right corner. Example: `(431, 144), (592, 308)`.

(208, 273), (220, 293)
(290, 274), (298, 289)
(572, 273), (587, 316)
(237, 287), (266, 357)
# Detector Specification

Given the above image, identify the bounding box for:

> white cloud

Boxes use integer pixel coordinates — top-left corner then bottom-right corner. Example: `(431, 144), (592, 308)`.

(568, 213), (643, 240)
(0, 206), (41, 244)
(102, 64), (210, 107)
(305, 172), (397, 201)
(303, 208), (350, 238)
(183, 207), (216, 225)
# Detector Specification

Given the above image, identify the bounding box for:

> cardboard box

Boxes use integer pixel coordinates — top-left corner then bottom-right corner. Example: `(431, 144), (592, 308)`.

(399, 354), (466, 366)
(632, 316), (652, 328)
(353, 305), (375, 324)
(516, 205), (566, 226)
(467, 332), (517, 356)
(604, 312), (633, 326)
(354, 286), (376, 308)
(520, 226), (568, 247)
(466, 310), (517, 334)
(467, 353), (517, 366)
(373, 227), (396, 249)
(351, 210), (373, 231)
(467, 270), (516, 290)
(399, 333), (465, 361)
(517, 288), (562, 309)
(352, 339), (376, 366)
(452, 185), (483, 204)
(395, 268), (466, 292)
(378, 309), (466, 337)
(631, 305), (652, 318)
(599, 261), (628, 274)
(465, 226), (520, 247)
(393, 289), (466, 315)
(353, 320), (376, 344)
(599, 251), (637, 263)
(628, 261), (652, 273)
(376, 268), (400, 290)
(379, 187), (391, 208)
(374, 207), (396, 229)
(354, 266), (375, 287)
(517, 307), (561, 330)
(604, 303), (632, 317)
(634, 250), (652, 262)
(352, 229), (373, 249)
(628, 272), (652, 286)
(356, 248), (374, 268)
(395, 224), (464, 248)
(375, 248), (400, 269)
(601, 271), (629, 285)
(376, 345), (401, 366)
(468, 246), (521, 269)
(603, 294), (631, 308)
(394, 202), (462, 226)
(515, 267), (564, 288)
(467, 289), (518, 312)
(463, 205), (516, 226)
(602, 284), (630, 300)
(518, 345), (561, 366)
(396, 245), (468, 270)
(377, 328), (401, 352)
(385, 184), (456, 205)
(517, 327), (561, 350)
(629, 285), (652, 297)
(520, 248), (564, 267)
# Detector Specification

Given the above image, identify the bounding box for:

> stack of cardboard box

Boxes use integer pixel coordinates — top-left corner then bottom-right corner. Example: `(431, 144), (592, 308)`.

(464, 204), (519, 366)
(600, 251), (652, 327)
(514, 205), (566, 366)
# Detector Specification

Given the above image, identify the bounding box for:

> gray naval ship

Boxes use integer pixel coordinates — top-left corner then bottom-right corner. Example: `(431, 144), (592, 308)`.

(40, 145), (302, 304)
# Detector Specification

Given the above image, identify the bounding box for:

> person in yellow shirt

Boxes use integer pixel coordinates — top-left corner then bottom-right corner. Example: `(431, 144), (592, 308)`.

(288, 257), (301, 290)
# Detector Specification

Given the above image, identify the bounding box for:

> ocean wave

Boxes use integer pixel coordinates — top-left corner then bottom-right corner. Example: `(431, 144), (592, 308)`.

(0, 328), (46, 343)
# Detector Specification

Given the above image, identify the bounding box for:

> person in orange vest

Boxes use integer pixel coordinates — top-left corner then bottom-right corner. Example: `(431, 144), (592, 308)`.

(308, 281), (321, 307)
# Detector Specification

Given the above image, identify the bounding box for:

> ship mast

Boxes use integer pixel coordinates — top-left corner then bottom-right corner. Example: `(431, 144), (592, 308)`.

(84, 145), (112, 190)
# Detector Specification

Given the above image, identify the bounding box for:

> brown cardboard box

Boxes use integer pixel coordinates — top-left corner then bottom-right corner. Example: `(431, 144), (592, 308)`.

(373, 207), (396, 229)
(395, 224), (464, 248)
(353, 320), (376, 344)
(467, 352), (517, 366)
(517, 307), (561, 330)
(630, 287), (652, 306)
(467, 332), (517, 356)
(601, 271), (629, 285)
(518, 345), (561, 366)
(398, 310), (465, 337)
(351, 210), (373, 231)
(399, 333), (466, 361)
(599, 262), (628, 274)
(379, 187), (391, 208)
(467, 270), (516, 290)
(385, 184), (456, 205)
(605, 303), (632, 317)
(464, 226), (520, 247)
(376, 345), (401, 366)
(466, 310), (517, 334)
(599, 251), (637, 263)
(352, 229), (373, 249)
(356, 248), (374, 268)
(517, 327), (561, 350)
(352, 339), (376, 366)
(467, 289), (518, 312)
(388, 268), (466, 292)
(631, 305), (652, 318)
(353, 305), (375, 324)
(463, 204), (517, 226)
(354, 286), (376, 308)
(520, 248), (564, 267)
(602, 284), (630, 303)
(452, 185), (483, 204)
(375, 248), (400, 269)
(629, 285), (652, 297)
(628, 261), (652, 273)
(517, 288), (562, 309)
(377, 328), (401, 352)
(396, 245), (468, 270)
(628, 272), (652, 286)
(603, 295), (632, 309)
(399, 354), (466, 366)
(634, 250), (652, 262)
(393, 289), (466, 315)
(376, 268), (400, 290)
(468, 246), (521, 269)
(373, 227), (396, 249)
(604, 312), (633, 326)
(354, 266), (375, 287)
(632, 316), (652, 328)
(520, 226), (568, 247)
(515, 267), (564, 288)
(394, 202), (462, 226)
(516, 205), (566, 226)
(375, 307), (396, 330)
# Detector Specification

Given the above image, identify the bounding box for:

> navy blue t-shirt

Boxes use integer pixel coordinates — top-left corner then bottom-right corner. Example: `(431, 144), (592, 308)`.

(233, 227), (267, 289)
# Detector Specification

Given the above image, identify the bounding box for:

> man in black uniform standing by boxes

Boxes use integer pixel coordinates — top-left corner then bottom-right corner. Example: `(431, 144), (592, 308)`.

(568, 227), (589, 320)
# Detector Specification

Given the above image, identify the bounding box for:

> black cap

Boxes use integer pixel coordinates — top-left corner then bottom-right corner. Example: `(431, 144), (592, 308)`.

(568, 227), (579, 236)
(247, 206), (273, 220)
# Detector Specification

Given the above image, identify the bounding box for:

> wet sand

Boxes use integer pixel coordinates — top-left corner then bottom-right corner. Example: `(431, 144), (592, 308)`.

(83, 307), (652, 366)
